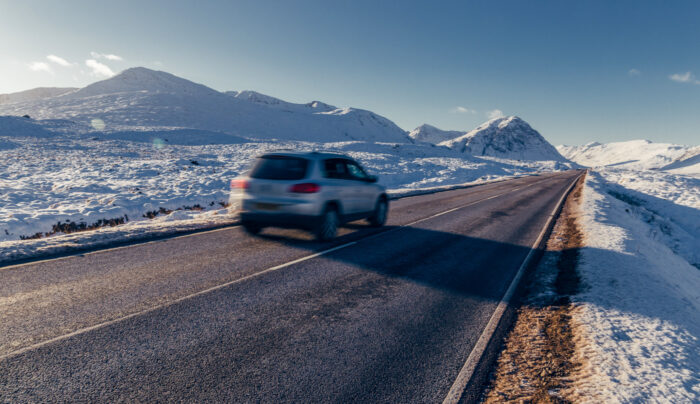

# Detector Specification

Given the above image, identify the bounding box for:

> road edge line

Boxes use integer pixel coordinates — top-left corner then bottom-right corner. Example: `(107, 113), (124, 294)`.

(442, 171), (583, 404)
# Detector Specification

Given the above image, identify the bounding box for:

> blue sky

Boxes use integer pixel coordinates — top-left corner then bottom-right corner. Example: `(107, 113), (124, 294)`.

(1, 0), (699, 146)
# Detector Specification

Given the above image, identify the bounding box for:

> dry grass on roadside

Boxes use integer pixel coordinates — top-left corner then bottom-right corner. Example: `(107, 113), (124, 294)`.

(483, 174), (586, 403)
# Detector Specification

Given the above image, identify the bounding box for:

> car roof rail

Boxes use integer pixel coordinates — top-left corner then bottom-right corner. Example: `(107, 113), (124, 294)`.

(259, 149), (350, 158)
(311, 148), (346, 154)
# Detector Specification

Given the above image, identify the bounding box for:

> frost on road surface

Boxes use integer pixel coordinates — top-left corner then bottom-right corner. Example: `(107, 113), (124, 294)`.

(570, 169), (700, 402)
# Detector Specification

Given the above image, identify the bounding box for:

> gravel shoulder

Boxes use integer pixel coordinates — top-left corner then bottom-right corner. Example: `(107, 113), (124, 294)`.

(483, 172), (586, 403)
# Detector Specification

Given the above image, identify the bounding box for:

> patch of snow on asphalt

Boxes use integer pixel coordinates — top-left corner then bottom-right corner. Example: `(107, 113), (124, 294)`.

(572, 169), (700, 402)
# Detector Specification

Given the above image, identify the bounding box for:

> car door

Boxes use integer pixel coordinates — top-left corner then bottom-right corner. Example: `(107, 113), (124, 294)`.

(321, 158), (360, 214)
(344, 159), (375, 213)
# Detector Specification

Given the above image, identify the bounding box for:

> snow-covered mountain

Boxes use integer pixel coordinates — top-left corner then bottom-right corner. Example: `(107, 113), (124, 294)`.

(0, 87), (77, 105)
(67, 67), (218, 99)
(0, 67), (410, 144)
(557, 140), (695, 171)
(225, 90), (336, 113)
(408, 124), (464, 144)
(440, 116), (568, 162)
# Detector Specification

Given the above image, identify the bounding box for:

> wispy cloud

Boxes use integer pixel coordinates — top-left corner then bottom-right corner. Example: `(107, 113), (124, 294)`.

(85, 59), (115, 77)
(487, 109), (504, 119)
(669, 71), (700, 85)
(47, 54), (72, 67)
(449, 106), (476, 114)
(90, 51), (123, 61)
(628, 68), (641, 77)
(28, 61), (53, 74)
(670, 72), (693, 82)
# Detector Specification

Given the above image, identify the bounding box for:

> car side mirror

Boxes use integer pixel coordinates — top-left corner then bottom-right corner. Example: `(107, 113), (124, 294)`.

(366, 175), (378, 183)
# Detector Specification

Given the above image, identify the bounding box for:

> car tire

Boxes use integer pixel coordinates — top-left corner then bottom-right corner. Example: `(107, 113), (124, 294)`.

(315, 206), (339, 241)
(242, 222), (262, 235)
(368, 198), (388, 227)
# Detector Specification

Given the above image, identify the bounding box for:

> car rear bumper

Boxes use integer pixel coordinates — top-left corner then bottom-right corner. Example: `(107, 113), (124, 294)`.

(240, 212), (322, 230)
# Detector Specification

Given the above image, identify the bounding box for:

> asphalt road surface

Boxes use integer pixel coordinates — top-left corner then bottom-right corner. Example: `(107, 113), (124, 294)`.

(0, 170), (582, 403)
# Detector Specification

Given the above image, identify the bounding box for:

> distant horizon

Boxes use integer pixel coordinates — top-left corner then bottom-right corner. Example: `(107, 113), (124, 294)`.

(2, 1), (699, 146)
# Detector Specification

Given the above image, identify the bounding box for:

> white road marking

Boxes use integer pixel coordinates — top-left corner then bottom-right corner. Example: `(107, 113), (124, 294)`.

(0, 172), (567, 362)
(442, 172), (582, 404)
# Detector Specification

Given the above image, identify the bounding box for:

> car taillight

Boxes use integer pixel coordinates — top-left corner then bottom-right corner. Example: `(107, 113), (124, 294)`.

(289, 183), (320, 193)
(230, 179), (249, 190)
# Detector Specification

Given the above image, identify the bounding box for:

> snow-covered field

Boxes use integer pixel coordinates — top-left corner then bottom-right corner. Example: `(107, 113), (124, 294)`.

(0, 127), (568, 263)
(571, 168), (700, 401)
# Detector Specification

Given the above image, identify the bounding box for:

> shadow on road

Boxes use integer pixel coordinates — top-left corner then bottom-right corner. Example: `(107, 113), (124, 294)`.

(252, 221), (536, 308)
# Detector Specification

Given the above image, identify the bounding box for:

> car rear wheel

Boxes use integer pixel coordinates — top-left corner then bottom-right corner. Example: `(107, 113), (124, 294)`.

(242, 222), (263, 235)
(315, 206), (339, 241)
(368, 198), (388, 227)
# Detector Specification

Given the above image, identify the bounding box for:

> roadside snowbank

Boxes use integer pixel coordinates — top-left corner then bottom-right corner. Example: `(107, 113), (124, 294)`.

(571, 169), (700, 402)
(0, 208), (238, 265)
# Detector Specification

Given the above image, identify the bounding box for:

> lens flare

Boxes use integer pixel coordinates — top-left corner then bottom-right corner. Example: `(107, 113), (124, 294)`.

(90, 118), (105, 131)
(152, 138), (166, 149)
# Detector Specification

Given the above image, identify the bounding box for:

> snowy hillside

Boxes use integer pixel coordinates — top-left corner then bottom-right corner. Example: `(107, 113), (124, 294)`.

(0, 67), (410, 143)
(556, 140), (694, 171)
(658, 146), (700, 176)
(0, 116), (59, 137)
(0, 87), (77, 105)
(440, 116), (568, 162)
(573, 169), (700, 401)
(408, 124), (464, 144)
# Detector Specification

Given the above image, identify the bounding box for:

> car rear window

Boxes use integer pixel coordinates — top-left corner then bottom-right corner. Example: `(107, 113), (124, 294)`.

(250, 156), (309, 180)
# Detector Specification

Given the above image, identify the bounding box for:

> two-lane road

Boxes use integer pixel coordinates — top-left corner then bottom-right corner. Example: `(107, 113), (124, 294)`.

(0, 170), (582, 402)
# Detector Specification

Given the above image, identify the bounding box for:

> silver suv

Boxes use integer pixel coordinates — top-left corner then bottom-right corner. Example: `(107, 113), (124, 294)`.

(231, 151), (388, 240)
